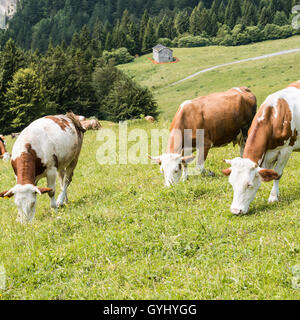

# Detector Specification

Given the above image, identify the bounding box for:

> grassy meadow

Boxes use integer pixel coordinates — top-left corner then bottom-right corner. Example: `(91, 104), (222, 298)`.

(1, 36), (300, 300)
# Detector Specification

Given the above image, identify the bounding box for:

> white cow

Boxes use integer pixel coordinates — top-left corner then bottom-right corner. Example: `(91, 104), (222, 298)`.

(0, 113), (85, 223)
(223, 81), (300, 214)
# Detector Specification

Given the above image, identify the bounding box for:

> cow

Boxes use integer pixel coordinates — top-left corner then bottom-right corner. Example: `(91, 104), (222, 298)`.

(150, 87), (257, 186)
(0, 135), (10, 161)
(76, 115), (86, 121)
(0, 113), (85, 223)
(145, 116), (155, 123)
(80, 119), (102, 131)
(222, 81), (300, 215)
(11, 132), (21, 139)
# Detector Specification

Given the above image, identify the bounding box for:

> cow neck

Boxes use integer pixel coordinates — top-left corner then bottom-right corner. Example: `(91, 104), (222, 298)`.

(243, 118), (270, 165)
(167, 129), (183, 154)
(12, 144), (45, 186)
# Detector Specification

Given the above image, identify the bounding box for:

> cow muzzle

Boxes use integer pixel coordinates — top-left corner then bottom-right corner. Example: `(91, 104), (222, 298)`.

(230, 207), (246, 215)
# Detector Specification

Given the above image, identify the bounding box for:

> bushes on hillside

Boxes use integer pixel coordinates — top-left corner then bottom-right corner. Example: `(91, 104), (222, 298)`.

(4, 68), (55, 131)
(177, 35), (211, 48)
(102, 48), (134, 65)
(0, 40), (158, 133)
(93, 61), (158, 122)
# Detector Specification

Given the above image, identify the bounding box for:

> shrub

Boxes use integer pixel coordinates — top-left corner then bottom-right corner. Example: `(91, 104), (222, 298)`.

(263, 24), (293, 40)
(93, 61), (158, 122)
(102, 48), (134, 65)
(177, 35), (210, 48)
(157, 38), (172, 47)
(104, 74), (158, 122)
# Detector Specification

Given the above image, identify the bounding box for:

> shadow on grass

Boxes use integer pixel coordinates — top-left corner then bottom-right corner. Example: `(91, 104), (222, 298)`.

(246, 190), (300, 216)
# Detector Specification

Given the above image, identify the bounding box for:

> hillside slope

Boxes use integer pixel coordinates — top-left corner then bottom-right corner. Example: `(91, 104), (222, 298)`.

(119, 35), (300, 119)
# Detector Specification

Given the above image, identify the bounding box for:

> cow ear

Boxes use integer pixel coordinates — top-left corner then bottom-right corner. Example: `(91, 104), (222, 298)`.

(258, 169), (279, 182)
(181, 156), (195, 164)
(148, 155), (162, 165)
(0, 189), (14, 198)
(222, 168), (232, 176)
(37, 188), (53, 195)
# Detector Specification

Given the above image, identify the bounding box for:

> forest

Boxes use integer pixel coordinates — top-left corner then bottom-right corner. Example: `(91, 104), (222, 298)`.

(0, 0), (299, 134)
(0, 0), (299, 55)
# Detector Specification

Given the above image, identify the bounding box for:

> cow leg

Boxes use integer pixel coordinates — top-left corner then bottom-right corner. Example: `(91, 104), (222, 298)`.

(47, 168), (57, 210)
(237, 129), (247, 157)
(57, 160), (77, 207)
(182, 164), (188, 182)
(196, 142), (214, 176)
(239, 142), (245, 158)
(268, 148), (292, 203)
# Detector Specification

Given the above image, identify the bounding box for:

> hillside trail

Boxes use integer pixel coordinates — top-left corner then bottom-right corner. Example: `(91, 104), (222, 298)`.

(170, 48), (300, 87)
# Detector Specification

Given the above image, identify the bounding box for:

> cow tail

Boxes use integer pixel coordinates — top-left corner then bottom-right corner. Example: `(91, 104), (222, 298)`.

(66, 112), (86, 134)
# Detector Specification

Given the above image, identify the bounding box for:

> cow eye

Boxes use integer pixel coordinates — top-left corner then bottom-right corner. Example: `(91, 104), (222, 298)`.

(247, 183), (253, 188)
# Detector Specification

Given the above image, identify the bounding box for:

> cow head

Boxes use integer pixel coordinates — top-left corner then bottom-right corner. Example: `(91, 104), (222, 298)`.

(222, 158), (279, 215)
(149, 154), (195, 187)
(0, 185), (52, 223)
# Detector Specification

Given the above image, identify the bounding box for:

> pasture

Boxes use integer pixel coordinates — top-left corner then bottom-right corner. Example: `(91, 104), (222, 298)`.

(0, 36), (300, 300)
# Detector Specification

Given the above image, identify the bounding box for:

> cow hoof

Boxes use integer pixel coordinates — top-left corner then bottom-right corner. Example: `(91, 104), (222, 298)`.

(56, 201), (64, 208)
(268, 196), (278, 203)
(202, 170), (215, 177)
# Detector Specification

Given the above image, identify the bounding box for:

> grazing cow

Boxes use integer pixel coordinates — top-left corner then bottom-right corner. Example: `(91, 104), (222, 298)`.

(76, 115), (86, 121)
(0, 113), (85, 223)
(0, 135), (10, 161)
(80, 119), (102, 130)
(145, 116), (155, 123)
(150, 87), (257, 186)
(11, 132), (21, 139)
(223, 81), (300, 215)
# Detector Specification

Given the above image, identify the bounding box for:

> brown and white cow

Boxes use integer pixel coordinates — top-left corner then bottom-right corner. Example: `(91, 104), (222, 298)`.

(0, 113), (85, 223)
(223, 81), (300, 215)
(0, 135), (10, 161)
(80, 119), (102, 131)
(150, 87), (257, 186)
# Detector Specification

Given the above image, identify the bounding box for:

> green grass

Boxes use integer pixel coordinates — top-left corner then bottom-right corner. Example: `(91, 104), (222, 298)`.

(0, 122), (299, 300)
(1, 37), (300, 300)
(119, 36), (300, 90)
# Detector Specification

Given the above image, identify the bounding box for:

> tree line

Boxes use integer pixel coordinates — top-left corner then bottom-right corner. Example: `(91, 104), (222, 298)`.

(0, 0), (299, 57)
(0, 39), (158, 134)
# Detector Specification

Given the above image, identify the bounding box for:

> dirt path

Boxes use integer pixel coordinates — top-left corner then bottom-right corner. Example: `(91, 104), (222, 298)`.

(170, 48), (300, 86)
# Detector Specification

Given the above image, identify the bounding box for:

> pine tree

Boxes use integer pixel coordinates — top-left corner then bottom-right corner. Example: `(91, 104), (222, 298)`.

(142, 18), (156, 52)
(242, 1), (258, 26)
(0, 39), (25, 93)
(189, 7), (202, 35)
(225, 0), (242, 29)
(274, 11), (288, 26)
(139, 10), (149, 49)
(174, 10), (190, 36)
(4, 68), (53, 131)
(259, 7), (273, 26)
(269, 0), (283, 21)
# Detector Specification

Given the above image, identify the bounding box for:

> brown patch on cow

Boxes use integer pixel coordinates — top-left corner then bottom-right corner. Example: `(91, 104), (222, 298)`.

(0, 190), (13, 198)
(288, 81), (300, 90)
(0, 136), (7, 158)
(222, 168), (232, 176)
(244, 98), (296, 163)
(12, 143), (46, 185)
(38, 188), (53, 194)
(45, 116), (71, 131)
(258, 169), (279, 182)
(167, 88), (257, 161)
